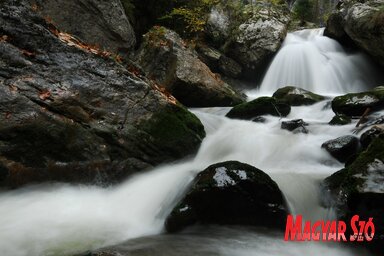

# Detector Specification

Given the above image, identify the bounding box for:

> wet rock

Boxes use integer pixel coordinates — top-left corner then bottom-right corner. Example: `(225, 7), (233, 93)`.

(273, 86), (325, 106)
(331, 87), (384, 116)
(321, 135), (360, 163)
(226, 97), (291, 120)
(32, 0), (136, 54)
(360, 125), (384, 149)
(134, 27), (245, 107)
(0, 1), (205, 188)
(329, 114), (352, 126)
(324, 0), (384, 66)
(226, 4), (290, 80)
(252, 116), (267, 123)
(196, 45), (242, 79)
(324, 12), (356, 48)
(323, 136), (384, 253)
(281, 119), (308, 133)
(165, 161), (287, 232)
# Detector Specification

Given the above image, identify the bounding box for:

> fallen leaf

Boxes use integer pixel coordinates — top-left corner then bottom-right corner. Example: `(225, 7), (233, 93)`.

(39, 90), (51, 100)
(5, 112), (11, 119)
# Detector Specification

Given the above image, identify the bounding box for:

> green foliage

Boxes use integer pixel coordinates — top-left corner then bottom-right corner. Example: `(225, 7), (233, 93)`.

(293, 0), (314, 22)
(160, 0), (220, 38)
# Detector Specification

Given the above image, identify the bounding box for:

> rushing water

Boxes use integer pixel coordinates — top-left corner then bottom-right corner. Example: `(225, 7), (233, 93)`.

(256, 28), (382, 95)
(0, 29), (380, 256)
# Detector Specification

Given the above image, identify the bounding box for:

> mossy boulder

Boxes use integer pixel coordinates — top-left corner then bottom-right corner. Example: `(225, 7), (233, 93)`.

(134, 27), (245, 107)
(331, 87), (384, 116)
(360, 125), (384, 149)
(323, 136), (384, 253)
(226, 97), (291, 120)
(165, 161), (288, 232)
(0, 2), (205, 188)
(329, 114), (352, 125)
(273, 86), (325, 106)
(321, 135), (360, 163)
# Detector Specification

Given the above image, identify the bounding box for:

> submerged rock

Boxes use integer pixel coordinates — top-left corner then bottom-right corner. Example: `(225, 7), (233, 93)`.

(226, 97), (291, 120)
(165, 161), (287, 232)
(32, 0), (136, 54)
(281, 119), (308, 134)
(323, 136), (384, 253)
(0, 1), (205, 188)
(273, 86), (325, 106)
(134, 27), (245, 107)
(321, 135), (360, 163)
(331, 87), (384, 116)
(329, 114), (352, 126)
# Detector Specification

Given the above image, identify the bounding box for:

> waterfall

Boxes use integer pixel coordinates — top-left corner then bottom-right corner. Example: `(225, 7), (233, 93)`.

(0, 29), (378, 256)
(257, 28), (382, 95)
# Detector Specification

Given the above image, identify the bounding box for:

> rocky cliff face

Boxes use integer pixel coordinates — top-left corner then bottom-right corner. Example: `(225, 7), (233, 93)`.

(134, 27), (245, 107)
(325, 0), (384, 66)
(207, 3), (290, 80)
(31, 0), (136, 55)
(0, 0), (205, 188)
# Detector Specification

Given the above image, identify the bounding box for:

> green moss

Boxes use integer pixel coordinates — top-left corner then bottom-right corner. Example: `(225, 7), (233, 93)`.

(332, 88), (384, 116)
(141, 104), (205, 157)
(329, 114), (351, 125)
(273, 86), (325, 106)
(226, 96), (291, 120)
(326, 136), (384, 196)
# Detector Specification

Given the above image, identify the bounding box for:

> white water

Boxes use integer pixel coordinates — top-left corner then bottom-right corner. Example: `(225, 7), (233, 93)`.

(0, 29), (378, 256)
(256, 28), (382, 95)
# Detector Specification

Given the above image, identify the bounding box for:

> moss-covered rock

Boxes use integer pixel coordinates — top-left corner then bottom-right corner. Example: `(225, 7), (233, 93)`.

(0, 2), (205, 188)
(323, 136), (384, 253)
(165, 161), (288, 232)
(329, 114), (352, 125)
(273, 86), (325, 106)
(331, 87), (384, 116)
(360, 125), (384, 149)
(226, 96), (291, 120)
(321, 135), (360, 163)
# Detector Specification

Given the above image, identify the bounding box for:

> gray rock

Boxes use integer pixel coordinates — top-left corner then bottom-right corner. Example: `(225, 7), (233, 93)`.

(32, 0), (136, 54)
(321, 135), (360, 163)
(0, 1), (205, 188)
(226, 4), (290, 79)
(325, 0), (384, 65)
(134, 27), (245, 107)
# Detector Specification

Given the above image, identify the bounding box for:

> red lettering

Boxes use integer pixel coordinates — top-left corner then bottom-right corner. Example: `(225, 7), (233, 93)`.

(285, 215), (303, 241)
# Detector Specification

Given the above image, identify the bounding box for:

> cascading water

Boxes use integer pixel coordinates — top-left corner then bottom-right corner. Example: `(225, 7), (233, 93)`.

(256, 28), (383, 95)
(0, 29), (379, 256)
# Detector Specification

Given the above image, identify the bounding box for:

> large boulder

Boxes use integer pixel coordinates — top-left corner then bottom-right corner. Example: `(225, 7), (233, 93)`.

(32, 0), (136, 54)
(321, 135), (360, 163)
(165, 161), (288, 232)
(331, 87), (384, 116)
(325, 0), (384, 66)
(360, 125), (384, 148)
(226, 96), (291, 120)
(323, 136), (384, 253)
(196, 45), (242, 79)
(225, 3), (290, 79)
(0, 1), (205, 188)
(134, 27), (245, 107)
(273, 86), (325, 106)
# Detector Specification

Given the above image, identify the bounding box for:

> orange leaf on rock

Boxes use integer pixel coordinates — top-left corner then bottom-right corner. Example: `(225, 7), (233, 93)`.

(39, 90), (51, 100)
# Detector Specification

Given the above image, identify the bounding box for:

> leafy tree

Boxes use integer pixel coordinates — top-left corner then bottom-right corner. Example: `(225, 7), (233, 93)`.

(293, 0), (314, 22)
